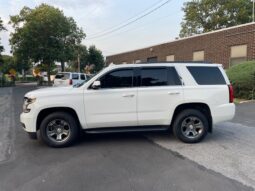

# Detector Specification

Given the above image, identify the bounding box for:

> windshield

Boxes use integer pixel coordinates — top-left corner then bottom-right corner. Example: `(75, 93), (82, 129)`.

(73, 74), (94, 88)
(73, 71), (101, 88)
(55, 73), (70, 80)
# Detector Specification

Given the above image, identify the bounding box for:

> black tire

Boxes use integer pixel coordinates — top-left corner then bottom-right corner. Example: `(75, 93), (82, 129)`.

(39, 112), (79, 148)
(173, 109), (208, 143)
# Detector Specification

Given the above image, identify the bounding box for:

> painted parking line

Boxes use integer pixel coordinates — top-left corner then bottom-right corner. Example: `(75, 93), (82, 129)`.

(146, 122), (255, 189)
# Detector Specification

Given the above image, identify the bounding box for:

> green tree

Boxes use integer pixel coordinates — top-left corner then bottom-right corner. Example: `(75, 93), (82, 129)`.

(67, 45), (104, 73)
(1, 54), (37, 80)
(14, 53), (32, 78)
(180, 0), (253, 37)
(9, 4), (85, 84)
(66, 44), (88, 72)
(56, 16), (86, 72)
(79, 45), (89, 71)
(0, 17), (6, 69)
(1, 55), (15, 74)
(86, 45), (105, 73)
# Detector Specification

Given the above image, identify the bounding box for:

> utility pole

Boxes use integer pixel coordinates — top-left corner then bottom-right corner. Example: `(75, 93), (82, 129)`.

(77, 53), (80, 73)
(77, 44), (81, 73)
(253, 0), (255, 22)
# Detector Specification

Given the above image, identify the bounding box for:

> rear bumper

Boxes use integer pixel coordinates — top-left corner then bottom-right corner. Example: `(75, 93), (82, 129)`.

(212, 103), (235, 124)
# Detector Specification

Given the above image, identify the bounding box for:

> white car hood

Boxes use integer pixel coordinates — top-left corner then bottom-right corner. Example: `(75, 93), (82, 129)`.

(25, 86), (76, 98)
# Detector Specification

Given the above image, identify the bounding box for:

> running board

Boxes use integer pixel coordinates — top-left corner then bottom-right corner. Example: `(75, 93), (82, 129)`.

(85, 125), (170, 134)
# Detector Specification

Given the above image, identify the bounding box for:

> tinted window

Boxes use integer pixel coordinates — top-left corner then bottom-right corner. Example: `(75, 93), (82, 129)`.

(80, 74), (86, 80)
(72, 74), (79, 80)
(140, 67), (181, 87)
(55, 73), (70, 80)
(100, 69), (133, 88)
(187, 66), (226, 85)
(168, 67), (182, 85)
(141, 68), (168, 86)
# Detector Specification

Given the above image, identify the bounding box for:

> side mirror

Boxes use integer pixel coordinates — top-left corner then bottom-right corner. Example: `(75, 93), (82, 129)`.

(92, 80), (101, 89)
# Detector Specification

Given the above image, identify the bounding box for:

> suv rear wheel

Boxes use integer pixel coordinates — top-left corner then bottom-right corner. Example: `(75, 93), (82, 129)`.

(173, 109), (208, 143)
(40, 112), (79, 147)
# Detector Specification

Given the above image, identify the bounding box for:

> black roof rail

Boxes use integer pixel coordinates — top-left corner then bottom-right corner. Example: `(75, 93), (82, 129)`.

(137, 61), (212, 64)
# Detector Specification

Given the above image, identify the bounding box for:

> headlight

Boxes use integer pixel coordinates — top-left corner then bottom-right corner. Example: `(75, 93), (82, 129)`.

(23, 96), (36, 113)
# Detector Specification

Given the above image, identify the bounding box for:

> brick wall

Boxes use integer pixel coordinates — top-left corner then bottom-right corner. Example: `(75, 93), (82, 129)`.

(106, 23), (255, 68)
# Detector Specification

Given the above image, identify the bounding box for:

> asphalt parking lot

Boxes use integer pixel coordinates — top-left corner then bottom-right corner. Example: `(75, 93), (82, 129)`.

(0, 84), (254, 191)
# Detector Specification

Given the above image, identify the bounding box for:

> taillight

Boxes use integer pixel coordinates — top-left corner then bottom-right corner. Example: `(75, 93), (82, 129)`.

(228, 84), (234, 103)
(69, 79), (73, 85)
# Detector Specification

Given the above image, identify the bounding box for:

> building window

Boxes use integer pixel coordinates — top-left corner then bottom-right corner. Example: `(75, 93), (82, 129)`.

(135, 60), (141, 64)
(193, 50), (205, 61)
(166, 55), (175, 62)
(230, 44), (247, 66)
(147, 57), (158, 63)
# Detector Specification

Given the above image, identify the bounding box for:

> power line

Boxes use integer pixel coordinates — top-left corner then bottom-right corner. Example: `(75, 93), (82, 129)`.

(86, 0), (172, 40)
(86, 0), (165, 37)
(87, 12), (176, 42)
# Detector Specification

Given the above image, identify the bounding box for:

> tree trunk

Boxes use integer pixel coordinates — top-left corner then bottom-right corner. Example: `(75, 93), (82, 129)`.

(47, 63), (51, 86)
(61, 60), (65, 72)
(22, 69), (25, 80)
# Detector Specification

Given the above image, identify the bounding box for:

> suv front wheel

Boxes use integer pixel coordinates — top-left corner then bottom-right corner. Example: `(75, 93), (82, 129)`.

(173, 109), (209, 143)
(40, 112), (79, 147)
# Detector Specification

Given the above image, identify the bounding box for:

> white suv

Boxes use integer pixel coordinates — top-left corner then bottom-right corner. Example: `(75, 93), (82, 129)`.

(20, 63), (235, 147)
(53, 72), (87, 87)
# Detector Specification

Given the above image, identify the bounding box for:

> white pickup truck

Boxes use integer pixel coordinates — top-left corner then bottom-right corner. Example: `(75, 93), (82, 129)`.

(20, 63), (235, 147)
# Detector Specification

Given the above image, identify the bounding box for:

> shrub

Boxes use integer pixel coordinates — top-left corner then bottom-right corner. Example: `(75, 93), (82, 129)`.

(226, 61), (255, 99)
(0, 75), (15, 87)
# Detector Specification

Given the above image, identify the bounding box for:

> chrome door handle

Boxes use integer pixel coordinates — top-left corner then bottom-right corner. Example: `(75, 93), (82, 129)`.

(122, 94), (135, 98)
(168, 91), (180, 95)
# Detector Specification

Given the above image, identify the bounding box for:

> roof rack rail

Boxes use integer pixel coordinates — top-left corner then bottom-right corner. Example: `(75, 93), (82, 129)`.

(138, 61), (212, 64)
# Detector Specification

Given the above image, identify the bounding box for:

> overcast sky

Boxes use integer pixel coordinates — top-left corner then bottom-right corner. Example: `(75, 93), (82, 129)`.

(0, 0), (186, 56)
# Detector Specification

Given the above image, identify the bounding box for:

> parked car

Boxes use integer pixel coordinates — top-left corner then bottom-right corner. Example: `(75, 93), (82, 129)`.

(20, 63), (235, 147)
(41, 73), (56, 83)
(53, 72), (87, 87)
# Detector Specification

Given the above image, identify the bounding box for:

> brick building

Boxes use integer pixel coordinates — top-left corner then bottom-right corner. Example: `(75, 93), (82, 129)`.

(106, 23), (255, 68)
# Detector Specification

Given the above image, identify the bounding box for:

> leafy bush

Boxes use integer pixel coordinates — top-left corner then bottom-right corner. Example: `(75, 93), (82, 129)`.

(226, 61), (255, 99)
(18, 76), (37, 82)
(0, 76), (15, 87)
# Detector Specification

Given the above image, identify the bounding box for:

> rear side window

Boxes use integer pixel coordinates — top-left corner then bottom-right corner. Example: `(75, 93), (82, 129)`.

(80, 74), (86, 80)
(100, 69), (133, 89)
(187, 66), (226, 85)
(55, 73), (70, 80)
(72, 74), (79, 80)
(141, 67), (181, 87)
(168, 67), (182, 86)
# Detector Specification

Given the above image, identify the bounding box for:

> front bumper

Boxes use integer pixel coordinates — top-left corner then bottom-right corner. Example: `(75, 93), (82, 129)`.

(20, 112), (37, 133)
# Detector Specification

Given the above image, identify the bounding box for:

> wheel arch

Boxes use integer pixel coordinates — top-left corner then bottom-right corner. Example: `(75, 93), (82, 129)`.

(171, 103), (213, 133)
(36, 107), (81, 131)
